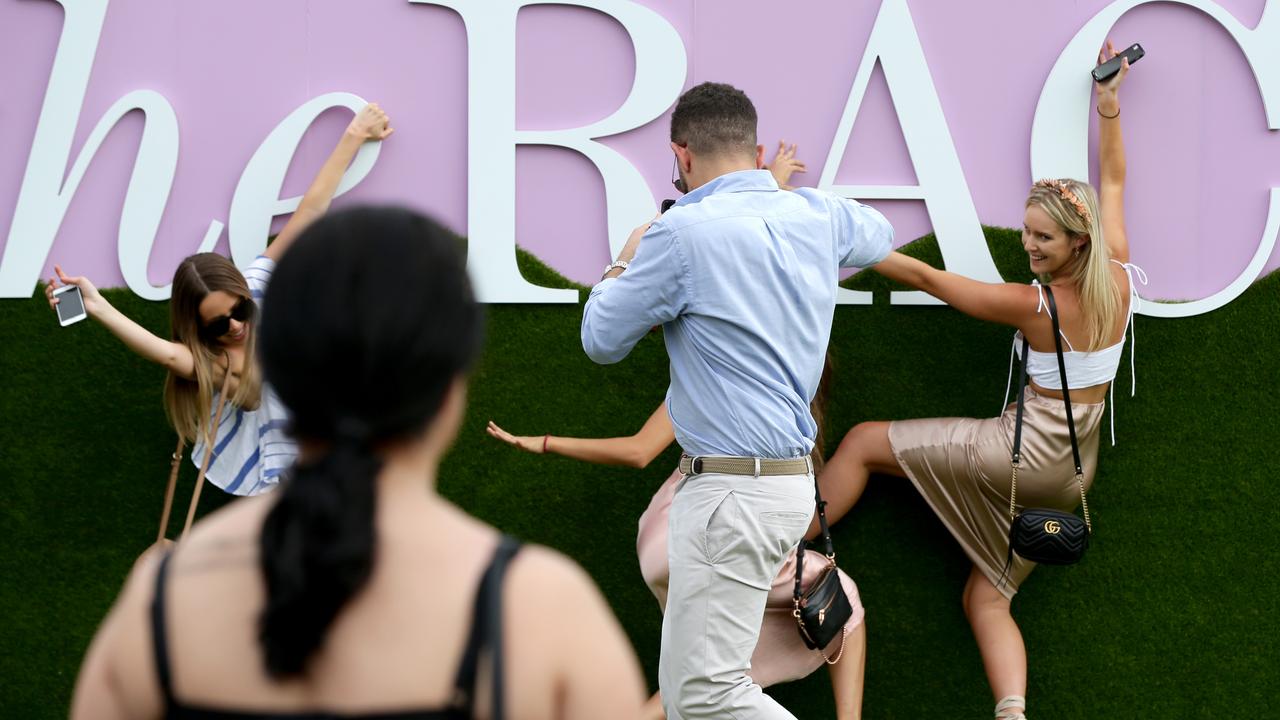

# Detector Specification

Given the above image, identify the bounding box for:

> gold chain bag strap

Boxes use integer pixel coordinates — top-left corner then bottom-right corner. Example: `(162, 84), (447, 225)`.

(155, 360), (234, 546)
(1000, 286), (1091, 582)
(792, 479), (853, 663)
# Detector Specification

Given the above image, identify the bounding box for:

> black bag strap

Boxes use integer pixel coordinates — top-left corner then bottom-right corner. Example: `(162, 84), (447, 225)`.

(1000, 333), (1033, 588)
(453, 535), (522, 719)
(1044, 288), (1083, 477)
(794, 478), (834, 603)
(1007, 287), (1091, 532)
(1010, 333), (1031, 469)
(1044, 287), (1091, 532)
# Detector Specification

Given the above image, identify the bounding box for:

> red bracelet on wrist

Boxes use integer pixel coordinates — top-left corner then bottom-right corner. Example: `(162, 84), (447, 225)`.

(543, 434), (549, 453)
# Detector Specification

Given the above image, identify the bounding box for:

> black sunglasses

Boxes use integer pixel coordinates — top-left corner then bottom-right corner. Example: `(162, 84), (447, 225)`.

(200, 298), (255, 340)
(671, 154), (687, 195)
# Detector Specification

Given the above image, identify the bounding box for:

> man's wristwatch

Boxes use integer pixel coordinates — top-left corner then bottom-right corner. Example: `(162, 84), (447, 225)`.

(601, 260), (629, 280)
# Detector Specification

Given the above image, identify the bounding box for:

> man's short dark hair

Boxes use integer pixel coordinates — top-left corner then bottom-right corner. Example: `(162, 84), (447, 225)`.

(670, 82), (758, 159)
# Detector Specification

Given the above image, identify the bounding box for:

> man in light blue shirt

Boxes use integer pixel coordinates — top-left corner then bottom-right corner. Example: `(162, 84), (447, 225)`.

(581, 82), (892, 719)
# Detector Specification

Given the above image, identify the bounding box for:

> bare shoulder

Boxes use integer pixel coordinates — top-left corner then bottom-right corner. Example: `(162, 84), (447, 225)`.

(72, 501), (269, 718)
(1008, 281), (1044, 303)
(119, 542), (168, 605)
(69, 542), (169, 719)
(105, 542), (169, 642)
(179, 495), (272, 550)
(996, 281), (1047, 325)
(160, 495), (273, 576)
(502, 543), (628, 650)
(1109, 258), (1131, 288)
(502, 544), (646, 718)
(1109, 260), (1134, 319)
(505, 544), (602, 603)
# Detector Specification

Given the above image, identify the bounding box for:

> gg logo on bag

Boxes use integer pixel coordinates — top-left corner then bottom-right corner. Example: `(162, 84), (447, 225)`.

(1044, 520), (1062, 535)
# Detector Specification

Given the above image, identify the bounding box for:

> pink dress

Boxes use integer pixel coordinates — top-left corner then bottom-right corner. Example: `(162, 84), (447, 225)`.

(637, 469), (866, 686)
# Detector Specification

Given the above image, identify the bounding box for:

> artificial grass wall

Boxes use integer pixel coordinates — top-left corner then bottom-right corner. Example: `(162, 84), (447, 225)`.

(1, 228), (1276, 718)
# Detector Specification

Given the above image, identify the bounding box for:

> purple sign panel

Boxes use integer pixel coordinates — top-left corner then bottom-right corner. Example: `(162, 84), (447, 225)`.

(1, 0), (1278, 316)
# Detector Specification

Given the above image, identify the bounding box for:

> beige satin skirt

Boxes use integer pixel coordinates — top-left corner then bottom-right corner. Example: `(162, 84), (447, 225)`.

(888, 386), (1104, 598)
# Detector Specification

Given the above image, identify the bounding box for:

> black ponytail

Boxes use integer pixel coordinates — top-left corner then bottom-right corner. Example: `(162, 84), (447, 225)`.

(255, 206), (482, 678)
(258, 440), (379, 677)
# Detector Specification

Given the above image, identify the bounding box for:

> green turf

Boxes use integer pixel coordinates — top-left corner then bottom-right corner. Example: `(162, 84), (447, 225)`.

(2, 228), (1276, 717)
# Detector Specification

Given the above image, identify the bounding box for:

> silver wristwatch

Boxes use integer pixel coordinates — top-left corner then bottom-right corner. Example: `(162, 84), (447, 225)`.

(601, 260), (629, 280)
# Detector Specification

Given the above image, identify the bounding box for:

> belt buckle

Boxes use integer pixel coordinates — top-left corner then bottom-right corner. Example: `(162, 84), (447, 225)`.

(682, 454), (704, 476)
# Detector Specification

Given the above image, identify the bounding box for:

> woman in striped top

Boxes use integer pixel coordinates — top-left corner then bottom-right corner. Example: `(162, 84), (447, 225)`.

(44, 103), (395, 496)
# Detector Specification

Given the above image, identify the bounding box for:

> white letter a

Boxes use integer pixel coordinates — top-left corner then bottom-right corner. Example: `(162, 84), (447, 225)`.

(820, 0), (1001, 305)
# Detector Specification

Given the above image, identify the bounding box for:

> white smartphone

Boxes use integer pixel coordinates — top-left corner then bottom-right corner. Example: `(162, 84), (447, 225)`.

(53, 284), (88, 326)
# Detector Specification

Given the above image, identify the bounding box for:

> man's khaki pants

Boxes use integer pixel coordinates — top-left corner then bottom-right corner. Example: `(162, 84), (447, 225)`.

(659, 470), (815, 719)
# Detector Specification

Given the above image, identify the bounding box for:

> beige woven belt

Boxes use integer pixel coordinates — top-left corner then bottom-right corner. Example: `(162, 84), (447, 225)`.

(679, 454), (813, 477)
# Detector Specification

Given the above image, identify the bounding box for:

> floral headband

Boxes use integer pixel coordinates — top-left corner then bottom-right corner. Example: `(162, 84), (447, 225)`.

(1034, 178), (1092, 226)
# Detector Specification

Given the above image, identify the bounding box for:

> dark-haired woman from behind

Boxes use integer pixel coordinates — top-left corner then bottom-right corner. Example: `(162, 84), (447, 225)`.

(71, 206), (647, 719)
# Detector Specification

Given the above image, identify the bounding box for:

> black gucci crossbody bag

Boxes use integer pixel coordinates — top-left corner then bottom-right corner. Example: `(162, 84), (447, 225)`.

(1002, 286), (1093, 578)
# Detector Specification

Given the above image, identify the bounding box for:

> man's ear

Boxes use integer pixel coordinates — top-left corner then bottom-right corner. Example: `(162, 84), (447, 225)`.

(671, 142), (691, 173)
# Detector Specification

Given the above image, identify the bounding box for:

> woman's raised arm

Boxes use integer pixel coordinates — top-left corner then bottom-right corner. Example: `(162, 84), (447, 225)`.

(1096, 40), (1130, 264)
(45, 265), (196, 379)
(264, 103), (395, 262)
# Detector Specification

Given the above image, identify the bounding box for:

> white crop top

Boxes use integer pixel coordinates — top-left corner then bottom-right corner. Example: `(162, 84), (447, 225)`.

(1002, 261), (1148, 445)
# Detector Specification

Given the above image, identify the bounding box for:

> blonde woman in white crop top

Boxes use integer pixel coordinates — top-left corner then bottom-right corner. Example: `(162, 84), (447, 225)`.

(807, 42), (1144, 720)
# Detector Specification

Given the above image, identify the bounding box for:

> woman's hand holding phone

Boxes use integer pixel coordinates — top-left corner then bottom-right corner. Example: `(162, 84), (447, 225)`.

(45, 265), (105, 319)
(1095, 40), (1133, 116)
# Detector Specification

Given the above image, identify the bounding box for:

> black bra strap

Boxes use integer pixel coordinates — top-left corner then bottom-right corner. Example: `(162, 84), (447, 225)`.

(150, 550), (176, 706)
(452, 535), (522, 719)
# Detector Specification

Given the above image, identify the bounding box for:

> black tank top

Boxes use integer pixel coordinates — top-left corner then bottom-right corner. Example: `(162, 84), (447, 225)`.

(150, 536), (522, 720)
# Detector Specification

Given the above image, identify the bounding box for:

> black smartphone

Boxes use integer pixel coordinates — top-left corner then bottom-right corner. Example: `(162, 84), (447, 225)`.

(661, 199), (677, 213)
(1092, 43), (1144, 83)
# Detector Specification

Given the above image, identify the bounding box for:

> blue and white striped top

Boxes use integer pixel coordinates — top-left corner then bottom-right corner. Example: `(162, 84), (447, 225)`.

(190, 255), (296, 496)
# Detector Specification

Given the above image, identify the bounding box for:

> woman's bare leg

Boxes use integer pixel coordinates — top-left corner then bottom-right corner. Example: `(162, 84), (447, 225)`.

(809, 421), (903, 539)
(962, 566), (1027, 717)
(826, 621), (866, 720)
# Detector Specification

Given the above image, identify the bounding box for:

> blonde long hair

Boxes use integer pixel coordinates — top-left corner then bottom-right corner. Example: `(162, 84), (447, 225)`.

(163, 253), (263, 445)
(1026, 179), (1122, 351)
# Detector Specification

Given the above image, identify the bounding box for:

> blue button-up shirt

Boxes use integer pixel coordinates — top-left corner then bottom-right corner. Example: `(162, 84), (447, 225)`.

(581, 169), (893, 458)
